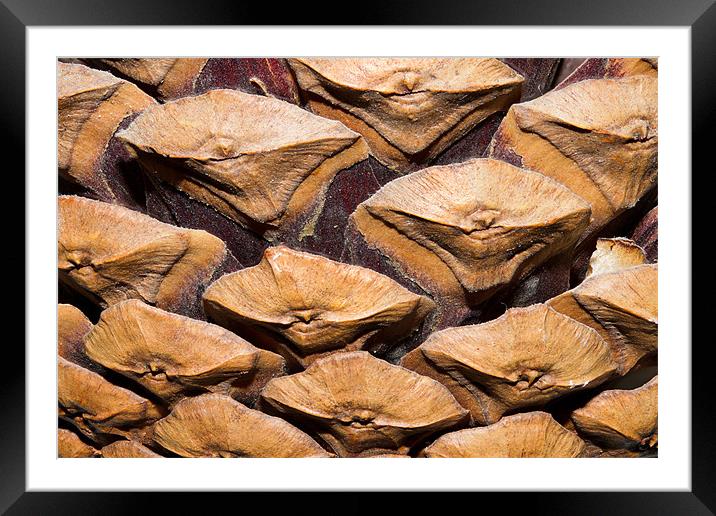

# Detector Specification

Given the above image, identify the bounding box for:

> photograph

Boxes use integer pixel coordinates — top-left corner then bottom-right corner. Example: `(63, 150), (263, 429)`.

(56, 56), (659, 460)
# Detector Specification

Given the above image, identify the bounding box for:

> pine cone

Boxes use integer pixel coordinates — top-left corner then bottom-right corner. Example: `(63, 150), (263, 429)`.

(57, 57), (657, 458)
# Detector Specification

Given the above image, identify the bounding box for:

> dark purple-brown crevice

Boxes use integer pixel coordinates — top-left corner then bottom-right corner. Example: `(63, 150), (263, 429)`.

(500, 58), (562, 101)
(194, 58), (300, 104)
(631, 206), (658, 263)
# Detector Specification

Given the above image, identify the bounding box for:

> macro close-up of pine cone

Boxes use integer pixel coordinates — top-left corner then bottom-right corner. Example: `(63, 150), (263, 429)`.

(57, 56), (658, 459)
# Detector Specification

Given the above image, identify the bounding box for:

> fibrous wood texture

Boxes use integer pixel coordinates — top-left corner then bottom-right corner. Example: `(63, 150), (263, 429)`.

(57, 57), (658, 459)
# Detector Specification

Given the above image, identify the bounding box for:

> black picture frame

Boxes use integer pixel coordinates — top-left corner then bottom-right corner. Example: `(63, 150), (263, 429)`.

(4, 0), (713, 513)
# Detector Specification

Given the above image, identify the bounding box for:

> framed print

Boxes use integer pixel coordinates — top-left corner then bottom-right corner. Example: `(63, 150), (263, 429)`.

(5, 0), (713, 513)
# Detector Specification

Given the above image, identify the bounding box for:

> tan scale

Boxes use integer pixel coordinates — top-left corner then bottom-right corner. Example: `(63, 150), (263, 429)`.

(58, 428), (100, 458)
(585, 238), (647, 278)
(58, 356), (164, 445)
(489, 76), (657, 240)
(58, 63), (155, 199)
(203, 246), (434, 369)
(84, 299), (285, 405)
(95, 58), (209, 100)
(153, 393), (332, 458)
(400, 304), (617, 425)
(421, 412), (588, 458)
(288, 58), (524, 171)
(58, 196), (228, 313)
(117, 89), (369, 235)
(351, 158), (591, 305)
(571, 376), (658, 455)
(259, 351), (469, 457)
(547, 263), (657, 374)
(100, 440), (163, 458)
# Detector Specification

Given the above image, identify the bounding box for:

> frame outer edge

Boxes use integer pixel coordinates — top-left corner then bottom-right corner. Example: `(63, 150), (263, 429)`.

(0, 0), (27, 512)
(691, 1), (716, 513)
(8, 0), (714, 510)
(0, 0), (714, 25)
